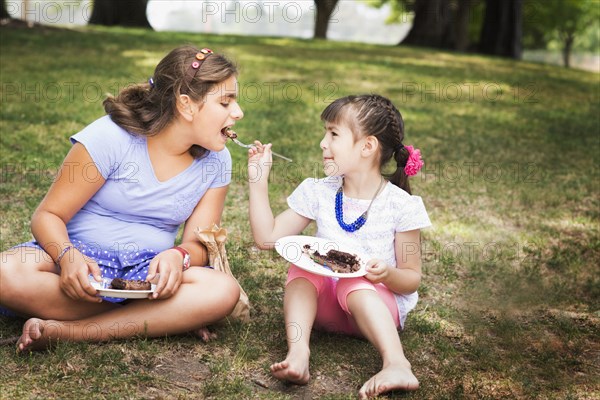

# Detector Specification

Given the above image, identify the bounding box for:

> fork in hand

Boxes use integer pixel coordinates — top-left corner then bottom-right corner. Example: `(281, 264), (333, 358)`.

(226, 129), (293, 162)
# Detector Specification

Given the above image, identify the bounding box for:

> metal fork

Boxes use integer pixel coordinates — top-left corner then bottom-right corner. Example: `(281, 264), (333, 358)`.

(230, 137), (293, 162)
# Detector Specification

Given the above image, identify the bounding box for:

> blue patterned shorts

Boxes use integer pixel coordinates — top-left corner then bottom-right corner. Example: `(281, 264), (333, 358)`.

(1, 240), (159, 316)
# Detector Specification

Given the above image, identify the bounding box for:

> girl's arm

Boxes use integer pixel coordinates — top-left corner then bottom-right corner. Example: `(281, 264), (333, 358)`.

(365, 229), (422, 295)
(179, 185), (228, 266)
(146, 185), (228, 299)
(248, 142), (311, 250)
(31, 143), (106, 302)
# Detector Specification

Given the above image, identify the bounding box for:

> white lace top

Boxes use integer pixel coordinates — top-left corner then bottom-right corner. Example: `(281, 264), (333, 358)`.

(287, 176), (432, 328)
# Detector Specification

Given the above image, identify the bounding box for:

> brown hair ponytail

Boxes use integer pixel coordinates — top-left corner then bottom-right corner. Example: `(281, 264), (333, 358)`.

(391, 145), (411, 194)
(103, 45), (237, 158)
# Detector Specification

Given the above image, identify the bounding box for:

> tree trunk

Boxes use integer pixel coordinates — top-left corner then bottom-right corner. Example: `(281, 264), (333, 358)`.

(90, 0), (151, 28)
(479, 0), (522, 59)
(314, 0), (339, 39)
(401, 0), (454, 49)
(455, 0), (471, 52)
(1, 0), (9, 19)
(562, 34), (574, 68)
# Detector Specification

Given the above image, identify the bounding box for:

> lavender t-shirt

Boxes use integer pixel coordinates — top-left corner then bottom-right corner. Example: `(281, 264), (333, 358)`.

(65, 115), (231, 254)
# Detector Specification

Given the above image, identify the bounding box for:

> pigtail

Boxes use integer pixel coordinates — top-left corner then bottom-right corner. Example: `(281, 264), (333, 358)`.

(387, 146), (411, 194)
(103, 82), (167, 137)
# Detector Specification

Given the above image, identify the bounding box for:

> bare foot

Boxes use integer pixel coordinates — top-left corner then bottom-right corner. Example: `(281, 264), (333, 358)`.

(270, 347), (310, 385)
(194, 326), (217, 343)
(16, 318), (54, 353)
(358, 362), (419, 399)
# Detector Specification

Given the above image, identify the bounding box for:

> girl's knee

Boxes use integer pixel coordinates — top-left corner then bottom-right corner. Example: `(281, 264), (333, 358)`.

(1, 248), (56, 274)
(0, 251), (25, 283)
(0, 253), (29, 302)
(287, 264), (325, 292)
(221, 273), (241, 306)
(205, 271), (240, 311)
(335, 278), (374, 299)
(182, 271), (240, 320)
(0, 255), (15, 297)
(336, 278), (377, 313)
(1, 250), (19, 271)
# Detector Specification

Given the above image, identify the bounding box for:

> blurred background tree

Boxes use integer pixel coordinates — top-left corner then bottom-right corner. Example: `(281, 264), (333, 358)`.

(1, 0), (9, 19)
(314, 0), (340, 38)
(479, 0), (522, 59)
(523, 0), (599, 68)
(371, 0), (522, 58)
(375, 0), (477, 51)
(90, 0), (151, 28)
(372, 0), (487, 51)
(370, 0), (598, 66)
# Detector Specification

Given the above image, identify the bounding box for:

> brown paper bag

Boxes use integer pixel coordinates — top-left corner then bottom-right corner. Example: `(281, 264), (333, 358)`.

(194, 224), (250, 322)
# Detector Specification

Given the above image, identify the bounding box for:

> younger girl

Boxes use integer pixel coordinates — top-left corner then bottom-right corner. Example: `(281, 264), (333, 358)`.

(1, 46), (243, 351)
(248, 95), (431, 399)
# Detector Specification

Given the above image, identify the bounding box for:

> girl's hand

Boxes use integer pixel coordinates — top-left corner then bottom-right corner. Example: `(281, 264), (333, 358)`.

(59, 249), (103, 303)
(364, 259), (391, 284)
(248, 141), (273, 185)
(146, 249), (184, 300)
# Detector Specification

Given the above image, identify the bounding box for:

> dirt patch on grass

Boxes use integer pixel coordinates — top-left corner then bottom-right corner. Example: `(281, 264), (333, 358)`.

(269, 367), (359, 399)
(462, 372), (526, 398)
(138, 349), (210, 398)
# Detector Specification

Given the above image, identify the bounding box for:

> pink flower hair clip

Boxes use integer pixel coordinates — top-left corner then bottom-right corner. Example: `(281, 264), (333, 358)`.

(404, 145), (424, 176)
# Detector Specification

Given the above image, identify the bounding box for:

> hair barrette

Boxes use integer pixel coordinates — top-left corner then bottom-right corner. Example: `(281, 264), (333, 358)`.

(148, 77), (155, 88)
(182, 47), (214, 94)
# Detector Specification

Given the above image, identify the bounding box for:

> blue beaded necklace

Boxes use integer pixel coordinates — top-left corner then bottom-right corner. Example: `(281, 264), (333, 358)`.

(335, 177), (386, 233)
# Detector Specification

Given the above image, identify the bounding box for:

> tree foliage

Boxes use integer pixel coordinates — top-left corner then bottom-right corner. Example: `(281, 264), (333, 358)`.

(523, 0), (598, 67)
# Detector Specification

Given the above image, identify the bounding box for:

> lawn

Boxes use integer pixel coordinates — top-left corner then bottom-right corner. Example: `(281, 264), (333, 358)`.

(1, 25), (598, 399)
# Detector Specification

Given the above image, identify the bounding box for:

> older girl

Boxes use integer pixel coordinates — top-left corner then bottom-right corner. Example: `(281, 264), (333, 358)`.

(1, 46), (243, 351)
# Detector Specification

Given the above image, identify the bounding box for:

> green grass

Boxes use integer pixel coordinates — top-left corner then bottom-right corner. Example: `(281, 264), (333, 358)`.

(1, 25), (599, 399)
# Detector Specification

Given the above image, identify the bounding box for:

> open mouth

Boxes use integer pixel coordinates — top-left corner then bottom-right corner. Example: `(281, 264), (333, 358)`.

(221, 127), (237, 139)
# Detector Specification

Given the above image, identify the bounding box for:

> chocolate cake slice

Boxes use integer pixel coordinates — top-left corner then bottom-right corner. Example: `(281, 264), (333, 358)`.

(303, 246), (361, 273)
(110, 278), (151, 291)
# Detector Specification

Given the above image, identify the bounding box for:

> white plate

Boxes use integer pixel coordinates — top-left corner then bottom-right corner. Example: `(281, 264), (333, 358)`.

(274, 235), (368, 278)
(89, 277), (156, 299)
